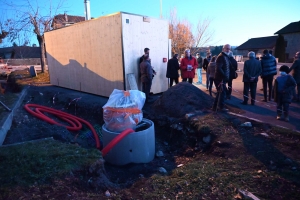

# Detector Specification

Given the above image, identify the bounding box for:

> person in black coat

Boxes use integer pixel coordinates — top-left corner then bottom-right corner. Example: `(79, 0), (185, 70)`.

(226, 51), (238, 99)
(166, 54), (180, 87)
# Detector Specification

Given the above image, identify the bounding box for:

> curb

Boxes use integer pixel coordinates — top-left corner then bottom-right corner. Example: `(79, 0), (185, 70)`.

(0, 86), (28, 145)
(228, 112), (300, 134)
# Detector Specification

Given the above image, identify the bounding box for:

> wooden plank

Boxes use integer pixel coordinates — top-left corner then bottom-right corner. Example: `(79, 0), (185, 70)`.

(127, 73), (138, 90)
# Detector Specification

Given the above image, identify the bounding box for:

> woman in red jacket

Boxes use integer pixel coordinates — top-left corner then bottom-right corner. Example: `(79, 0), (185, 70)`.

(180, 49), (198, 84)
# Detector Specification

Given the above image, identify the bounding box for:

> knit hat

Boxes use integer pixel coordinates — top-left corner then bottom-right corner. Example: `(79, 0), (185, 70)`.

(279, 65), (289, 73)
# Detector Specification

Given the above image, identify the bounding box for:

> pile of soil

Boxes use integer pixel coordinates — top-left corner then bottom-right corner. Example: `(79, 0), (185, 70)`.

(151, 82), (213, 118)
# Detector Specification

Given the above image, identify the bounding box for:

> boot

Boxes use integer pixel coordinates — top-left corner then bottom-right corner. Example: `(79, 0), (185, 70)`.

(276, 111), (282, 120)
(284, 113), (289, 122)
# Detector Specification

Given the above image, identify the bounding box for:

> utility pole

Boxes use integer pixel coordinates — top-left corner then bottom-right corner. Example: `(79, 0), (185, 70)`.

(160, 0), (162, 19)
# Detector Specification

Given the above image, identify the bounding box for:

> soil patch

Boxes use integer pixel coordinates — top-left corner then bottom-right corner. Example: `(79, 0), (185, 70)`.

(1, 71), (300, 199)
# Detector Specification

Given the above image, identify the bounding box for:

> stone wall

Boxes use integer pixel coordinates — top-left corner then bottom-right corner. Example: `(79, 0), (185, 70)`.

(283, 33), (300, 62)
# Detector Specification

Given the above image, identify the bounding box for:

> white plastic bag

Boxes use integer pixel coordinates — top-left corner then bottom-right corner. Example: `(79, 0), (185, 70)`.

(103, 89), (146, 132)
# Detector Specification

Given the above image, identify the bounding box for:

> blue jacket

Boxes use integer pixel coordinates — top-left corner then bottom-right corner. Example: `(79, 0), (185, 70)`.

(260, 54), (277, 77)
(274, 74), (296, 103)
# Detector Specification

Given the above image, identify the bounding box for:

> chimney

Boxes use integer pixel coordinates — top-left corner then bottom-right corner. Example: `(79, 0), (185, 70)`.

(84, 0), (91, 20)
(64, 12), (68, 22)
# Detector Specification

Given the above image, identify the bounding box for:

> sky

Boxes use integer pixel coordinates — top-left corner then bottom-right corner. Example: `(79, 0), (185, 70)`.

(1, 0), (300, 47)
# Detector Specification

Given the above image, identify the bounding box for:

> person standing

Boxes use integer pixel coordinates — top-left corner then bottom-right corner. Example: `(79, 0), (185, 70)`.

(166, 53), (180, 87)
(241, 51), (262, 105)
(203, 52), (212, 90)
(140, 54), (153, 102)
(227, 51), (238, 99)
(260, 49), (277, 102)
(288, 51), (300, 102)
(180, 49), (197, 84)
(274, 65), (296, 122)
(139, 47), (156, 77)
(207, 56), (216, 96)
(139, 47), (150, 64)
(212, 44), (231, 111)
(196, 53), (203, 84)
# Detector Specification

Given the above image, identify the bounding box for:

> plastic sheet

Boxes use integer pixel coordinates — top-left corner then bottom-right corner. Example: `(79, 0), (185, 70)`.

(103, 89), (145, 132)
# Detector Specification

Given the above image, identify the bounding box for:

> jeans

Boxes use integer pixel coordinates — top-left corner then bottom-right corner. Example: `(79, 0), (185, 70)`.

(276, 94), (289, 117)
(262, 75), (274, 101)
(206, 71), (209, 89)
(197, 68), (202, 83)
(227, 78), (233, 98)
(169, 78), (179, 87)
(243, 82), (257, 104)
(142, 79), (152, 101)
(209, 77), (214, 96)
(213, 80), (226, 109)
(182, 78), (193, 84)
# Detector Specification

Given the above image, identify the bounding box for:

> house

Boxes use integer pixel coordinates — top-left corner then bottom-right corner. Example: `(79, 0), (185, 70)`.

(235, 35), (285, 62)
(274, 20), (300, 62)
(51, 13), (85, 29)
(0, 46), (41, 59)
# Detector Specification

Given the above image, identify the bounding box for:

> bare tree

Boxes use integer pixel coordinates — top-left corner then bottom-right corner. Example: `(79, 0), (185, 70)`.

(191, 17), (215, 55)
(1, 0), (67, 73)
(168, 8), (214, 56)
(168, 8), (194, 56)
(0, 20), (9, 44)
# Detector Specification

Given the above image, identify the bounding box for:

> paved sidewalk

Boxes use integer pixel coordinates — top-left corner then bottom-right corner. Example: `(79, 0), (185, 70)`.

(194, 79), (300, 132)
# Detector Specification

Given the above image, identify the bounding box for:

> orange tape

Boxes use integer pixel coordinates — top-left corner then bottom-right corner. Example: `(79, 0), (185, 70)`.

(123, 91), (130, 97)
(104, 107), (141, 114)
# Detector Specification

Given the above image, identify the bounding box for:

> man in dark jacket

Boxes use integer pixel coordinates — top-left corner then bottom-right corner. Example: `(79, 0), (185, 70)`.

(227, 51), (238, 99)
(196, 53), (203, 84)
(139, 47), (156, 78)
(166, 54), (180, 87)
(212, 44), (231, 111)
(260, 49), (277, 102)
(203, 52), (212, 90)
(241, 51), (262, 105)
(140, 54), (153, 102)
(288, 51), (300, 101)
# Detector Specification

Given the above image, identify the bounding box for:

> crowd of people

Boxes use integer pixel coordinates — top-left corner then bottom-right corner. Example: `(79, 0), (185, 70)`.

(139, 46), (300, 122)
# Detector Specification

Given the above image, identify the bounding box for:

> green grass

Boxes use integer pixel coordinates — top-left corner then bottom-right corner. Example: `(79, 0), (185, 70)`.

(0, 138), (101, 188)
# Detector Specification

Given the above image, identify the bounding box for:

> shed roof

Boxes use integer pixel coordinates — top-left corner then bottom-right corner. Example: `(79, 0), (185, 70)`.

(235, 36), (278, 50)
(275, 21), (300, 34)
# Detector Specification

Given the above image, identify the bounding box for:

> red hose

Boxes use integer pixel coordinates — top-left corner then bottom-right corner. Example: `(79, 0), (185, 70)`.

(24, 104), (135, 157)
(101, 128), (134, 157)
(24, 104), (100, 149)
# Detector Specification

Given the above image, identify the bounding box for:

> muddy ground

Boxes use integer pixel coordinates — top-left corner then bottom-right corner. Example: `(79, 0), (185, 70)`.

(1, 71), (300, 199)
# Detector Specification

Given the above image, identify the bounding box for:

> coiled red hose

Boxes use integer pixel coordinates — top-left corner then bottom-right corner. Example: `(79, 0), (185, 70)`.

(24, 104), (134, 157)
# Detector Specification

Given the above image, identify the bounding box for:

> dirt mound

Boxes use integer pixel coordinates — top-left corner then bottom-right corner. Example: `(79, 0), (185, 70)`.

(151, 82), (213, 118)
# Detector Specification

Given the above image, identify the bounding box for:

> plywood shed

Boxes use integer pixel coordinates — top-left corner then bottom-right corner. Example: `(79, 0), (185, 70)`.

(44, 12), (170, 97)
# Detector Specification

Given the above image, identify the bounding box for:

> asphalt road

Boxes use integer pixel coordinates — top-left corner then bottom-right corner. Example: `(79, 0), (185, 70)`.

(194, 71), (300, 132)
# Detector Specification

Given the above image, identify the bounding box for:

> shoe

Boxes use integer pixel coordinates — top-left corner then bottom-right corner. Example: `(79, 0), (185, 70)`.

(262, 99), (267, 102)
(284, 117), (289, 122)
(220, 108), (229, 112)
(226, 95), (231, 100)
(211, 106), (217, 111)
(240, 101), (247, 105)
(206, 88), (209, 91)
(276, 116), (281, 120)
(251, 102), (255, 106)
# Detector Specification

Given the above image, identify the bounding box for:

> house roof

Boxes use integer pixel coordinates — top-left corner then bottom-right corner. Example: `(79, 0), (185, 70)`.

(275, 21), (300, 34)
(0, 47), (41, 59)
(235, 36), (278, 50)
(52, 14), (85, 28)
